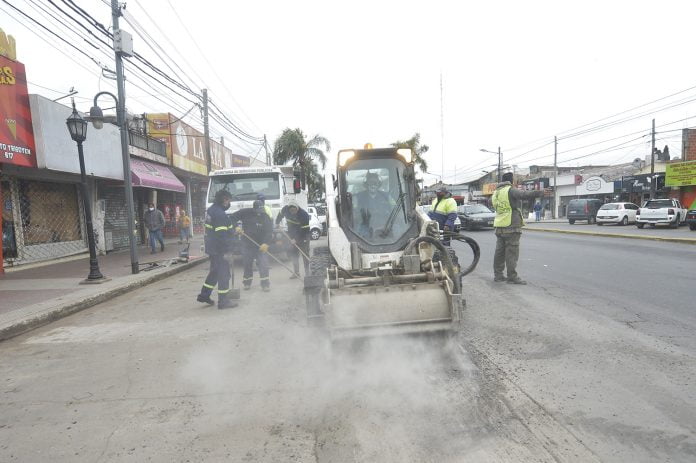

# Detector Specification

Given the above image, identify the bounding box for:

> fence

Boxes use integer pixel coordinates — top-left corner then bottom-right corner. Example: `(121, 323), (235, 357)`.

(128, 131), (167, 158)
(1, 176), (87, 266)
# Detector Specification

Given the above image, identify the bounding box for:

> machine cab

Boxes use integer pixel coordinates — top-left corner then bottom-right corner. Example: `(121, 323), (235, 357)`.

(334, 147), (419, 252)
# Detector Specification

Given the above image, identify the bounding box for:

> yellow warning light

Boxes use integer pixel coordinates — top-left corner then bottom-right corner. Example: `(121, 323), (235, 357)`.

(364, 143), (373, 149)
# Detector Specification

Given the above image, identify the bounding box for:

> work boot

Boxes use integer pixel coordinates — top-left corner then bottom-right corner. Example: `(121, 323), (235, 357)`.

(218, 299), (238, 309)
(493, 275), (507, 282)
(507, 277), (527, 285)
(160, 243), (165, 252)
(262, 286), (271, 293)
(196, 294), (215, 305)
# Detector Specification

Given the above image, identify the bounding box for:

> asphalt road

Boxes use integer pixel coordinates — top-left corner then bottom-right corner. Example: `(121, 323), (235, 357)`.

(1, 234), (695, 462)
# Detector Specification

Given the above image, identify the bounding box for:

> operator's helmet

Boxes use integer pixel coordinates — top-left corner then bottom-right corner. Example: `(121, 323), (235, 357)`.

(364, 172), (382, 188)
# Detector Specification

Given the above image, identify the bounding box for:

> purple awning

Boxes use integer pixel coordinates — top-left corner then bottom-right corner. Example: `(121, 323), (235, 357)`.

(130, 159), (186, 193)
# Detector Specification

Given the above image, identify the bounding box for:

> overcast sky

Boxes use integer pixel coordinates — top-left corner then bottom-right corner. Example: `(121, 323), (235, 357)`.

(4, 0), (696, 184)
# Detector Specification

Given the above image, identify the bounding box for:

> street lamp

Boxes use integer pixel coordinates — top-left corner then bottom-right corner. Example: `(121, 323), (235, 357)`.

(480, 147), (502, 183)
(66, 102), (107, 283)
(89, 91), (139, 274)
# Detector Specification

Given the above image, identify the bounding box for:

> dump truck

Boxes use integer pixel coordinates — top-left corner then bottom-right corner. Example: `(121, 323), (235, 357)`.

(304, 146), (479, 340)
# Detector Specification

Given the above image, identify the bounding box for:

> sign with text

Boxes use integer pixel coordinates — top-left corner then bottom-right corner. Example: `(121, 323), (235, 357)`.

(665, 161), (696, 187)
(145, 113), (250, 174)
(0, 54), (36, 167)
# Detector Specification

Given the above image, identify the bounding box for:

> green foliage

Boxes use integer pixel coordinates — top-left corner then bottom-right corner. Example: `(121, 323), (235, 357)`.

(391, 133), (429, 173)
(273, 128), (330, 201)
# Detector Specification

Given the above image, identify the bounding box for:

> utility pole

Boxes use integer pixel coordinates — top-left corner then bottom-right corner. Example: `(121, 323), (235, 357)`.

(112, 0), (138, 274)
(264, 134), (271, 166)
(497, 146), (502, 183)
(553, 135), (558, 219)
(440, 72), (444, 181)
(649, 118), (656, 199)
(202, 89), (211, 173)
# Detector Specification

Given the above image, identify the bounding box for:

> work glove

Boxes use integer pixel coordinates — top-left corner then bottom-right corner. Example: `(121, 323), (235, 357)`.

(235, 226), (243, 235)
(259, 243), (269, 253)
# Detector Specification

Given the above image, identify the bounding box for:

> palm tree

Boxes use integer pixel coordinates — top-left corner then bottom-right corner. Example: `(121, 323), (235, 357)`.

(273, 128), (330, 194)
(305, 162), (325, 202)
(391, 133), (429, 173)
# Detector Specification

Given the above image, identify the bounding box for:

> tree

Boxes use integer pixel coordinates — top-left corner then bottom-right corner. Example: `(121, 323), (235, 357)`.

(305, 162), (325, 202)
(391, 133), (429, 172)
(273, 129), (330, 198)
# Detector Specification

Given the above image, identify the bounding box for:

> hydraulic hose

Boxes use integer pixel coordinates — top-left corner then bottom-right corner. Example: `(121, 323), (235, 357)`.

(443, 231), (481, 277)
(404, 235), (461, 294)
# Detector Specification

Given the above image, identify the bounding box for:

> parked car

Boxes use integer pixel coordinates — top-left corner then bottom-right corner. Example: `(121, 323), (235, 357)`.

(636, 198), (687, 229)
(309, 212), (323, 240)
(567, 199), (603, 224)
(308, 204), (327, 234)
(595, 202), (639, 226)
(457, 204), (495, 230)
(687, 208), (696, 231)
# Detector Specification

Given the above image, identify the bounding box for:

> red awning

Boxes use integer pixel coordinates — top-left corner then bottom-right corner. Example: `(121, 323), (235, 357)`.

(130, 159), (186, 193)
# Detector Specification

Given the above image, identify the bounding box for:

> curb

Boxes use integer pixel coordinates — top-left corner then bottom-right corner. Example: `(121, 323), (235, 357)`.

(0, 256), (209, 343)
(525, 227), (696, 245)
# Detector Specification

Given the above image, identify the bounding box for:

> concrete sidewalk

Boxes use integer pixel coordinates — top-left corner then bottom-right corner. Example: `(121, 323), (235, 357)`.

(0, 236), (208, 341)
(524, 220), (696, 244)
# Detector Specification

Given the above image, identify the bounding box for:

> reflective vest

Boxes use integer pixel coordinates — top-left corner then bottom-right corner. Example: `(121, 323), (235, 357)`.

(492, 185), (512, 227)
(264, 205), (272, 219)
(430, 197), (457, 216)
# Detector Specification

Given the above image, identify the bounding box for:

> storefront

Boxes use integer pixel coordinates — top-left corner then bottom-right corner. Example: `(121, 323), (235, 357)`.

(666, 161), (696, 209)
(617, 173), (667, 205)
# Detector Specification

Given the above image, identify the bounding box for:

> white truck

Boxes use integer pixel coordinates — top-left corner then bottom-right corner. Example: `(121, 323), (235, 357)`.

(636, 198), (687, 229)
(206, 166), (307, 220)
(206, 166), (308, 254)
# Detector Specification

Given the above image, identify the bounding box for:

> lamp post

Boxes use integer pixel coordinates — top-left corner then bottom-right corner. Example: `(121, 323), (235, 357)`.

(480, 147), (502, 183)
(66, 102), (106, 283)
(89, 91), (139, 274)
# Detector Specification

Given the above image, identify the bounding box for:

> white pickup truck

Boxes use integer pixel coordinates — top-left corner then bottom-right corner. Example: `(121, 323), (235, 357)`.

(636, 198), (687, 229)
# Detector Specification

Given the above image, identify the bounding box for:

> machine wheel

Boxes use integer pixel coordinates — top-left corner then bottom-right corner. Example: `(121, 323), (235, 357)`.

(433, 247), (461, 288)
(621, 216), (629, 226)
(636, 223), (645, 229)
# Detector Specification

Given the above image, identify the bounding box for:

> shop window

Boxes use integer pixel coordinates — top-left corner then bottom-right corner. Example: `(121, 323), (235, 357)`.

(18, 180), (82, 245)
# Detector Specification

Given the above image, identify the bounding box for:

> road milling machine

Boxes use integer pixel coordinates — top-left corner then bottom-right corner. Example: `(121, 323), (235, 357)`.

(304, 146), (480, 339)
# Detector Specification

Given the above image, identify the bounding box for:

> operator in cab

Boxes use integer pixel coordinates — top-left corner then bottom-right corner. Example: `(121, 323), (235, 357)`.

(353, 172), (393, 239)
(197, 189), (239, 309)
(428, 186), (458, 245)
(231, 200), (273, 292)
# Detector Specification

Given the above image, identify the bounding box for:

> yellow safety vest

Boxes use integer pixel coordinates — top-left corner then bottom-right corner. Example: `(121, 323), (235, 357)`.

(492, 185), (513, 227)
(264, 205), (272, 219)
(430, 197), (457, 215)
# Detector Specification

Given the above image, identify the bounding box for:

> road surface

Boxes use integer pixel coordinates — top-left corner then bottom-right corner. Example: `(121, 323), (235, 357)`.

(1, 234), (695, 462)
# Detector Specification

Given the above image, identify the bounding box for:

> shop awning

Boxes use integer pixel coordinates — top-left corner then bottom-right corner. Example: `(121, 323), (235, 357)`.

(130, 159), (186, 193)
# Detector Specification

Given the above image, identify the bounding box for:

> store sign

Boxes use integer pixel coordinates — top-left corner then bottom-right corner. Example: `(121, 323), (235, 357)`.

(482, 183), (497, 195)
(665, 161), (696, 187)
(0, 29), (36, 168)
(576, 176), (614, 195)
(620, 173), (665, 193)
(146, 113), (250, 173)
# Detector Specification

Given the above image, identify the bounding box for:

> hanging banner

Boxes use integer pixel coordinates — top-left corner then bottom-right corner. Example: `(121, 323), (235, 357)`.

(0, 32), (37, 168)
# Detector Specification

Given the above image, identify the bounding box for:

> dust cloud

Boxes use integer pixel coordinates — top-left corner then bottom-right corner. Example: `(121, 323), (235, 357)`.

(179, 312), (491, 461)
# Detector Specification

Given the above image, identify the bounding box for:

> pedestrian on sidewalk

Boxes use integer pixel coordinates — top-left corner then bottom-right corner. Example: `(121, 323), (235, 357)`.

(144, 203), (165, 254)
(231, 200), (273, 292)
(533, 201), (542, 222)
(178, 210), (191, 244)
(197, 190), (238, 309)
(275, 201), (310, 278)
(492, 172), (544, 285)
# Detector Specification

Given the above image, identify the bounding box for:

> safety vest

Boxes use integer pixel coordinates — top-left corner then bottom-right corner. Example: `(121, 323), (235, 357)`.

(492, 185), (512, 227)
(264, 205), (272, 219)
(430, 197), (457, 216)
